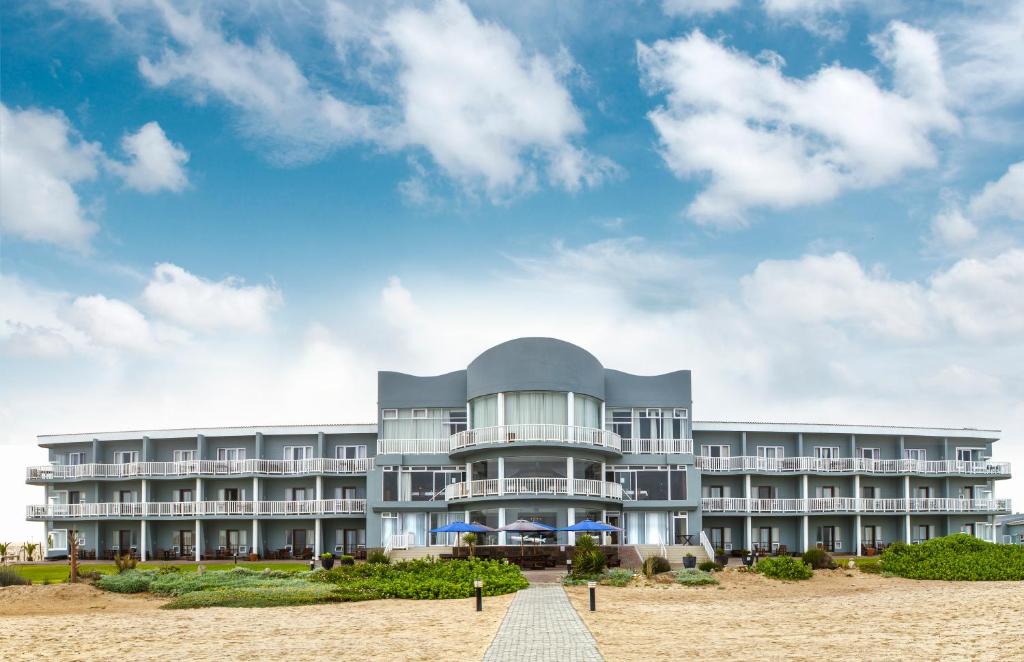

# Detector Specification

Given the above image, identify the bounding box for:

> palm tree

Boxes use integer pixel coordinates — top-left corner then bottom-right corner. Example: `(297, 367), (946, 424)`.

(0, 542), (9, 564)
(67, 530), (81, 583)
(23, 542), (39, 562)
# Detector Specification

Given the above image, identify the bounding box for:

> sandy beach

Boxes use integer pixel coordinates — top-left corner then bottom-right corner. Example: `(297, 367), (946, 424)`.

(565, 569), (1024, 661)
(0, 584), (514, 661)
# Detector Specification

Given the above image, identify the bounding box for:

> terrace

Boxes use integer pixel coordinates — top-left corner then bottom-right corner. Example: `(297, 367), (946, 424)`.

(700, 497), (1012, 514)
(695, 456), (1010, 476)
(444, 478), (624, 501)
(25, 457), (374, 482)
(26, 499), (367, 519)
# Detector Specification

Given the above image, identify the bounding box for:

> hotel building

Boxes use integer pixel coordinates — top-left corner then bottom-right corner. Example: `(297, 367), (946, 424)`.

(26, 338), (1013, 561)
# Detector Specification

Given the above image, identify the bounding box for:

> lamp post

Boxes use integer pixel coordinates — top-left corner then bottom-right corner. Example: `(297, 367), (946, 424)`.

(474, 579), (483, 611)
(588, 581), (597, 611)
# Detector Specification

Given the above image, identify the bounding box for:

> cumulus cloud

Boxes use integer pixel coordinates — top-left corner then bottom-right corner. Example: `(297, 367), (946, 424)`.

(943, 0), (1024, 112)
(0, 103), (102, 251)
(638, 23), (957, 226)
(661, 0), (741, 17)
(929, 250), (1024, 340)
(141, 263), (283, 332)
(66, 294), (161, 352)
(929, 161), (1024, 247)
(107, 121), (190, 193)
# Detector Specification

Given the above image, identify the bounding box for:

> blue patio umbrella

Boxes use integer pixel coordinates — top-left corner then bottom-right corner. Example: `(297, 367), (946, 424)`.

(559, 519), (623, 533)
(429, 521), (496, 548)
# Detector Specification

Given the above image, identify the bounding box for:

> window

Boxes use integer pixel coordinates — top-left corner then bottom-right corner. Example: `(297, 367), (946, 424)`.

(814, 447), (839, 459)
(607, 465), (684, 500)
(915, 486), (931, 498)
(504, 392), (568, 426)
(701, 445), (731, 458)
(757, 446), (784, 459)
(113, 451), (139, 464)
(608, 409), (632, 439)
(336, 445), (367, 460)
(49, 529), (68, 551)
(956, 448), (982, 462)
(904, 449), (927, 461)
(573, 394), (601, 428)
(411, 409), (428, 419)
(217, 448), (246, 461)
(290, 488), (307, 501)
(66, 452), (85, 465)
(381, 408), (466, 440)
(283, 446), (313, 461)
(173, 449), (197, 462)
(670, 408), (688, 441)
(860, 448), (880, 461)
(174, 489), (193, 502)
(470, 396), (498, 428)
(672, 408), (688, 419)
(861, 486), (877, 498)
(117, 490), (135, 503)
(382, 409), (398, 420)
(817, 486), (837, 498)
(756, 486), (774, 499)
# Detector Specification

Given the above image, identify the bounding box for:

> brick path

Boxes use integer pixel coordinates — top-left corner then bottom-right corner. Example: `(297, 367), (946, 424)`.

(482, 585), (603, 662)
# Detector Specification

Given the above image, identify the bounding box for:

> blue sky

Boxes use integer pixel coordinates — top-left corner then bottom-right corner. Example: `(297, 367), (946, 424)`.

(2, 0), (1023, 537)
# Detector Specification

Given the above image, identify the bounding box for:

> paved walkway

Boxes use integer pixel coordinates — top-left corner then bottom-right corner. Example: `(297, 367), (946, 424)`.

(482, 585), (604, 662)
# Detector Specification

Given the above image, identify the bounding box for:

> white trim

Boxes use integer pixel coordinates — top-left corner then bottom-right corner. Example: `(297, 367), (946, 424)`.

(48, 529), (68, 551)
(39, 423), (377, 444)
(672, 408), (688, 419)
(411, 409), (428, 419)
(382, 409), (398, 420)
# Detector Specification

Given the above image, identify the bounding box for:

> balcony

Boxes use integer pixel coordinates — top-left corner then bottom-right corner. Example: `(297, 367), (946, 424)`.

(25, 457), (374, 482)
(695, 456), (1011, 476)
(25, 499), (367, 520)
(620, 438), (693, 454)
(450, 424), (621, 454)
(444, 478), (623, 501)
(376, 439), (450, 455)
(700, 497), (1011, 514)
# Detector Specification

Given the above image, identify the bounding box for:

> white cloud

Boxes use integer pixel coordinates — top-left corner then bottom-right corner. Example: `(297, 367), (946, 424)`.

(661, 0), (740, 17)
(929, 250), (1024, 340)
(383, 0), (618, 198)
(66, 294), (159, 352)
(137, 0), (378, 165)
(638, 23), (958, 225)
(141, 263), (283, 332)
(108, 121), (190, 193)
(0, 103), (101, 251)
(968, 161), (1024, 221)
(944, 0), (1024, 113)
(930, 207), (978, 247)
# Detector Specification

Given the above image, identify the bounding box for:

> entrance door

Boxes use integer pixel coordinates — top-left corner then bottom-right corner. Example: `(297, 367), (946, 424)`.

(116, 530), (133, 554)
(820, 526), (836, 552)
(343, 529), (363, 553)
(708, 527), (726, 550)
(962, 486), (975, 500)
(174, 530), (194, 555)
(290, 529), (307, 555)
(862, 525), (879, 550)
(961, 523), (975, 536)
(758, 527), (774, 553)
(956, 448), (981, 462)
(672, 513), (689, 544)
(606, 514), (622, 545)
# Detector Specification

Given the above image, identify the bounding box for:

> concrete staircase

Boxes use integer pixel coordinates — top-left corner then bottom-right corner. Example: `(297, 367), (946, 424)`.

(634, 544), (710, 565)
(386, 547), (445, 562)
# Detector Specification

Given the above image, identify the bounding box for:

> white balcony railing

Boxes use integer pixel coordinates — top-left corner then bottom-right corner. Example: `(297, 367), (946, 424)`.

(695, 456), (1011, 476)
(444, 478), (623, 501)
(25, 499), (366, 520)
(450, 424), (621, 453)
(376, 439), (451, 455)
(26, 458), (374, 481)
(620, 438), (693, 454)
(700, 497), (1011, 514)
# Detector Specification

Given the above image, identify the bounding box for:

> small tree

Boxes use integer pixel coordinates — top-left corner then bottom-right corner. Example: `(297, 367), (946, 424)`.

(23, 542), (39, 563)
(462, 532), (478, 558)
(0, 542), (9, 564)
(68, 530), (82, 583)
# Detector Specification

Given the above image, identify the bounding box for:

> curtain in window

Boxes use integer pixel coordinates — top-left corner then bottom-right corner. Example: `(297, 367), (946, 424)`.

(645, 512), (667, 545)
(381, 409), (450, 439)
(381, 515), (397, 545)
(471, 396), (498, 428)
(504, 392), (567, 425)
(573, 394), (600, 428)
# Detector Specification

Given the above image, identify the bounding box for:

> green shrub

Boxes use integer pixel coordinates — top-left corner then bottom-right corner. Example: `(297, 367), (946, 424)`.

(98, 570), (154, 593)
(880, 534), (1024, 581)
(801, 548), (837, 570)
(163, 583), (350, 609)
(367, 550), (390, 565)
(674, 569), (719, 586)
(337, 555), (355, 566)
(854, 557), (882, 574)
(0, 566), (30, 586)
(642, 556), (672, 577)
(113, 553), (137, 573)
(601, 568), (635, 587)
(755, 556), (813, 580)
(697, 560), (721, 572)
(311, 558), (527, 599)
(572, 536), (607, 577)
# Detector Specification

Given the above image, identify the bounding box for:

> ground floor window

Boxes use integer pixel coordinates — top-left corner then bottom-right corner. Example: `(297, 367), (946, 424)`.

(48, 529), (68, 551)
(334, 528), (365, 553)
(624, 511), (668, 545)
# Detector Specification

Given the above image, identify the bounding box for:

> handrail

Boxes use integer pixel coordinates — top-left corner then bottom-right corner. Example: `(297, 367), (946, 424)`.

(376, 439), (450, 455)
(694, 456), (1011, 476)
(25, 457), (374, 481)
(699, 497), (1011, 514)
(450, 424), (621, 452)
(444, 478), (624, 501)
(620, 438), (693, 454)
(699, 530), (716, 560)
(26, 499), (367, 519)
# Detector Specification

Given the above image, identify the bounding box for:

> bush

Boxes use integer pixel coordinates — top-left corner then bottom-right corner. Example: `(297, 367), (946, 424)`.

(98, 570), (154, 593)
(674, 569), (719, 586)
(311, 558), (528, 599)
(572, 535), (607, 577)
(0, 566), (30, 586)
(163, 583), (350, 609)
(601, 568), (635, 587)
(755, 556), (813, 580)
(697, 560), (720, 572)
(113, 553), (137, 573)
(880, 534), (1024, 581)
(854, 557), (883, 574)
(642, 556), (672, 577)
(338, 555), (355, 566)
(367, 550), (390, 565)
(801, 548), (837, 570)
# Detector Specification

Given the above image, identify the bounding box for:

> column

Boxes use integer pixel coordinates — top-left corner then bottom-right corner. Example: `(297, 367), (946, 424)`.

(741, 431), (747, 456)
(94, 521), (100, 558)
(855, 514), (862, 555)
(566, 457), (574, 496)
(497, 457), (505, 496)
(496, 392), (505, 426)
(315, 519), (322, 557)
(567, 392), (575, 426)
(853, 474), (860, 501)
(850, 434), (856, 458)
(744, 474), (752, 499)
(567, 507), (576, 545)
(498, 507), (506, 545)
(317, 431), (325, 458)
(797, 433), (804, 457)
(600, 401), (606, 430)
(801, 475), (810, 552)
(91, 438), (100, 463)
(142, 435), (151, 462)
(255, 432), (263, 459)
(466, 401), (472, 428)
(745, 515), (752, 552)
(904, 514), (912, 543)
(140, 520), (147, 562)
(252, 519), (259, 558)
(195, 519), (202, 562)
(802, 516), (809, 552)
(252, 476), (260, 557)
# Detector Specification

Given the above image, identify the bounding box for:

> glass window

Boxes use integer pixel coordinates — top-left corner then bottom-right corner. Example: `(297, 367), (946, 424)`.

(336, 445), (367, 459)
(471, 396), (498, 428)
(637, 410), (663, 439)
(636, 471), (669, 500)
(382, 471), (399, 501)
(504, 391), (567, 425)
(608, 470), (635, 499)
(670, 469), (686, 499)
(608, 409), (632, 439)
(472, 460), (497, 481)
(467, 509), (500, 545)
(574, 459), (602, 480)
(573, 394), (601, 428)
(381, 409), (460, 440)
(408, 472), (435, 501)
(504, 456), (566, 478)
(49, 529), (68, 551)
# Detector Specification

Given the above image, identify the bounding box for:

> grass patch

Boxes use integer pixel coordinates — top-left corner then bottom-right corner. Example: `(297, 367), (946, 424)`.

(12, 561), (309, 585)
(753, 556), (814, 580)
(0, 566), (31, 586)
(674, 568), (719, 586)
(854, 557), (883, 574)
(310, 558), (528, 600)
(880, 534), (1024, 581)
(563, 568), (635, 587)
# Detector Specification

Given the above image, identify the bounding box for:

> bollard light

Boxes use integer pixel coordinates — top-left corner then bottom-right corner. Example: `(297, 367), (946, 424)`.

(587, 581), (597, 611)
(474, 579), (483, 611)
(309, 559), (315, 571)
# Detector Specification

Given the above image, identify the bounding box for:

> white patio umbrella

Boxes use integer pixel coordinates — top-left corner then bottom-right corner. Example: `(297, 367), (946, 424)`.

(498, 519), (556, 557)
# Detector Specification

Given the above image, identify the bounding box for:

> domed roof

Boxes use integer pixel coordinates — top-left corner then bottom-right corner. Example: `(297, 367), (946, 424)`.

(466, 337), (605, 399)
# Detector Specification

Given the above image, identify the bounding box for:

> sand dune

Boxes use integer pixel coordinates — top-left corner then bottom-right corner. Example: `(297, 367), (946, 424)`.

(565, 569), (1024, 661)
